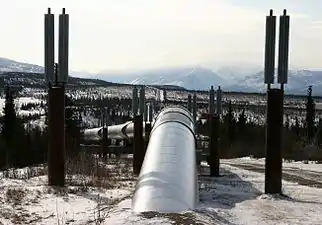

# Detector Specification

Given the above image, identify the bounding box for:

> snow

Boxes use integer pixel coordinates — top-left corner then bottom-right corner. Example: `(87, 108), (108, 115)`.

(211, 164), (322, 225)
(0, 97), (42, 108)
(0, 97), (44, 117)
(1, 157), (322, 224)
(222, 156), (322, 173)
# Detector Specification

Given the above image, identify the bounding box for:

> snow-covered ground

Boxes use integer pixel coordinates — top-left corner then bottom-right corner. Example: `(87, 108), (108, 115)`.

(199, 164), (322, 225)
(0, 97), (42, 109)
(0, 97), (44, 117)
(222, 156), (322, 173)
(1, 157), (322, 224)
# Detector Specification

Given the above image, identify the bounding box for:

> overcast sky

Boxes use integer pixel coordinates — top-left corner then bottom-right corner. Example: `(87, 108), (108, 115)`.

(1, 0), (322, 73)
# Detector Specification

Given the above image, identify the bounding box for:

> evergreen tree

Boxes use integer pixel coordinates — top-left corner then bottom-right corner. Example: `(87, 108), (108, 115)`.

(224, 101), (236, 143)
(29, 126), (47, 164)
(65, 96), (81, 157)
(317, 118), (322, 146)
(1, 87), (27, 167)
(0, 78), (5, 90)
(306, 85), (315, 141)
(284, 115), (290, 130)
(292, 116), (301, 140)
(237, 109), (246, 135)
(195, 119), (203, 135)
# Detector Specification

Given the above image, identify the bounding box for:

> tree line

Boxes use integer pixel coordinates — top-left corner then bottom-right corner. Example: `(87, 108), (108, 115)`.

(0, 87), (82, 169)
(0, 85), (321, 170)
(198, 86), (322, 161)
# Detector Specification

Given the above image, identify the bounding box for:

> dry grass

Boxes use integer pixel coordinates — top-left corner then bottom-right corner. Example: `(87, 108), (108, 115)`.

(2, 188), (42, 224)
(141, 211), (210, 225)
(1, 152), (135, 189)
(1, 166), (46, 180)
(0, 152), (137, 224)
(65, 153), (135, 190)
(6, 188), (26, 206)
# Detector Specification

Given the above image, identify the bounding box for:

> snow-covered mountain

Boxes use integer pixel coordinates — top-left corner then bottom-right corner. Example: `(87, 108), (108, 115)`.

(214, 66), (262, 81)
(0, 57), (90, 78)
(2, 56), (322, 95)
(227, 69), (322, 95)
(124, 67), (322, 95)
(0, 58), (114, 88)
(127, 67), (229, 90)
(0, 57), (44, 73)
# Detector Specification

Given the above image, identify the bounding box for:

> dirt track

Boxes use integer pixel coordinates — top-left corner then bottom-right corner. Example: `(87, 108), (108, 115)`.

(222, 162), (322, 189)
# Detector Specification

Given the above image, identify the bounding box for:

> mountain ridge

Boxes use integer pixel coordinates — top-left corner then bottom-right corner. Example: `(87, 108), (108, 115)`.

(1, 57), (322, 95)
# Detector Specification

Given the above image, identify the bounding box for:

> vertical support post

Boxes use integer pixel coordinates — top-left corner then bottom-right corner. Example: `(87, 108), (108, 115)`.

(102, 126), (108, 158)
(58, 8), (69, 84)
(277, 9), (290, 85)
(108, 136), (112, 158)
(277, 9), (290, 144)
(163, 90), (167, 103)
(187, 94), (192, 112)
(44, 8), (55, 84)
(208, 86), (215, 114)
(48, 86), (65, 186)
(208, 114), (220, 177)
(100, 108), (104, 126)
(148, 103), (153, 123)
(216, 86), (222, 116)
(139, 87), (145, 116)
(46, 8), (69, 186)
(263, 9), (290, 194)
(144, 104), (148, 122)
(145, 123), (152, 141)
(115, 139), (121, 158)
(123, 138), (129, 148)
(132, 86), (138, 117)
(192, 94), (197, 123)
(133, 115), (144, 175)
(264, 9), (277, 85)
(105, 107), (109, 126)
(144, 122), (152, 151)
(265, 89), (283, 194)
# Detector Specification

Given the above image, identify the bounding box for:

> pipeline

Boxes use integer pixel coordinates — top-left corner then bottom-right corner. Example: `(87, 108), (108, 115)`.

(132, 106), (198, 213)
(83, 121), (146, 141)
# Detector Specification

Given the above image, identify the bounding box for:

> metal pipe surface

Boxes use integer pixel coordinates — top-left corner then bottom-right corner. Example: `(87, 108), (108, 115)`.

(132, 106), (198, 213)
(44, 9), (55, 84)
(83, 121), (146, 141)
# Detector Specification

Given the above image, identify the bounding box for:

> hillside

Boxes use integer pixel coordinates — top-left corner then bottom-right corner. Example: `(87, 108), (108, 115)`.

(0, 72), (115, 88)
(2, 57), (322, 94)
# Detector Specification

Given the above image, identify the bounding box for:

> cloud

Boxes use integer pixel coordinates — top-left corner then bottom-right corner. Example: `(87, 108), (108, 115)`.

(0, 0), (321, 72)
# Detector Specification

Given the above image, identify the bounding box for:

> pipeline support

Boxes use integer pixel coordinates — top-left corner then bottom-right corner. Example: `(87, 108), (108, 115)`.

(265, 88), (283, 194)
(48, 86), (65, 186)
(133, 115), (144, 175)
(208, 114), (220, 177)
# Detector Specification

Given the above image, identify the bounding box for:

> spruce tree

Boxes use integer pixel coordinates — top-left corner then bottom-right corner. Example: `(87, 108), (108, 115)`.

(285, 115), (290, 130)
(292, 117), (301, 141)
(224, 101), (236, 143)
(317, 118), (322, 146)
(1, 87), (26, 167)
(65, 96), (81, 157)
(306, 85), (315, 141)
(237, 108), (247, 137)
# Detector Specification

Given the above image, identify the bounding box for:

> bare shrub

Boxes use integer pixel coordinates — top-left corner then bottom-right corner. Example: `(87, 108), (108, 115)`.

(6, 188), (26, 206)
(65, 152), (134, 190)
